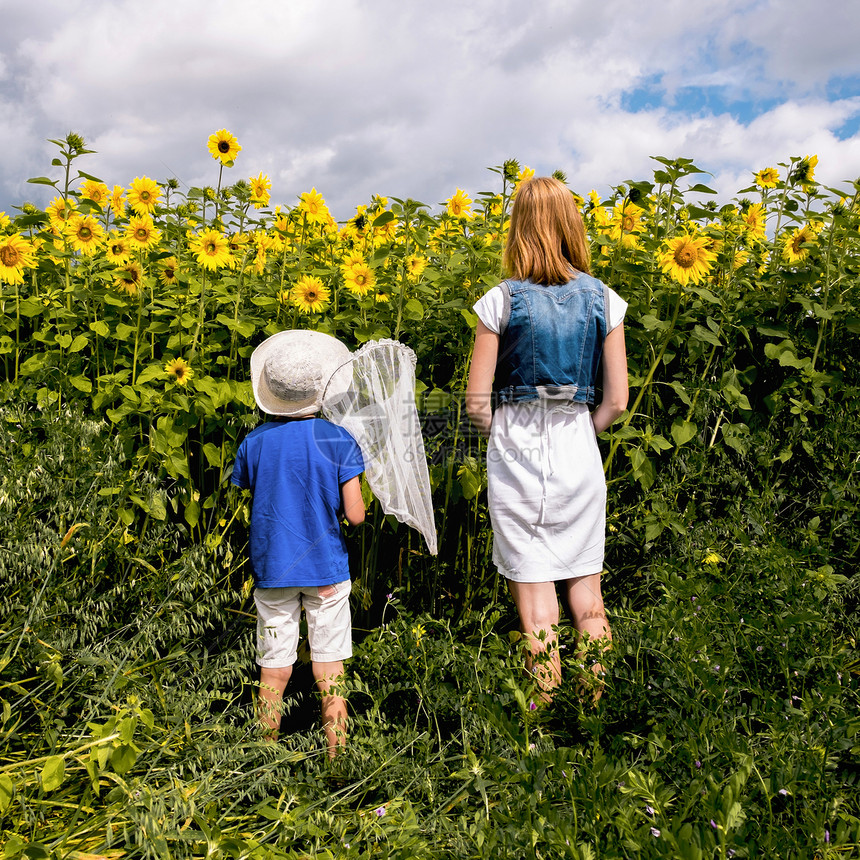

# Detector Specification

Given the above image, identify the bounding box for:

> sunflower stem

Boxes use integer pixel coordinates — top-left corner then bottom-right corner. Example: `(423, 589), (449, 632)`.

(130, 286), (145, 386)
(189, 269), (207, 362)
(810, 208), (840, 372)
(393, 209), (412, 341)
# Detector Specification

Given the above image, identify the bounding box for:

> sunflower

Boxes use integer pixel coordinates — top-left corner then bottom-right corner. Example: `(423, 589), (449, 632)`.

(207, 129), (242, 165)
(348, 206), (369, 238)
(227, 232), (250, 256)
(741, 203), (767, 241)
(110, 185), (126, 219)
(66, 214), (104, 256)
(190, 228), (233, 270)
(79, 179), (110, 207)
(126, 215), (162, 251)
(158, 256), (180, 286)
(127, 176), (162, 215)
(113, 260), (143, 296)
(46, 197), (76, 233)
(290, 275), (331, 313)
(754, 167), (780, 189)
(406, 254), (428, 281)
(0, 234), (36, 284)
(254, 230), (282, 255)
(732, 249), (750, 270)
(343, 263), (375, 297)
(251, 232), (276, 274)
(609, 202), (646, 248)
(253, 247), (268, 275)
(341, 250), (366, 269)
(782, 224), (817, 264)
(298, 188), (330, 225)
(249, 172), (271, 209)
(339, 223), (359, 245)
(373, 217), (398, 244)
(446, 189), (473, 219)
(164, 357), (194, 385)
(591, 205), (612, 230)
(791, 155), (818, 188)
(105, 232), (131, 265)
(657, 233), (717, 287)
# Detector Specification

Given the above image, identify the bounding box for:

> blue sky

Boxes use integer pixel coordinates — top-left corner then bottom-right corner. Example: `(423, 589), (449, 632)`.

(1, 0), (859, 219)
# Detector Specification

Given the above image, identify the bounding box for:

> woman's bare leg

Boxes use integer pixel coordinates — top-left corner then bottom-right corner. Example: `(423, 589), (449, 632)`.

(507, 580), (562, 700)
(564, 573), (612, 702)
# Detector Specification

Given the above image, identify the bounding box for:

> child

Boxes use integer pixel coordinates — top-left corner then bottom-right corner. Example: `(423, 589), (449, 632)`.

(231, 330), (365, 755)
(465, 176), (629, 701)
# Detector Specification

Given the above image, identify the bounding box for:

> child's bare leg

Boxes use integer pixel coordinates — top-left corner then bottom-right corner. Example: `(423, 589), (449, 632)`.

(507, 580), (562, 700)
(565, 573), (612, 702)
(258, 665), (293, 740)
(312, 660), (347, 757)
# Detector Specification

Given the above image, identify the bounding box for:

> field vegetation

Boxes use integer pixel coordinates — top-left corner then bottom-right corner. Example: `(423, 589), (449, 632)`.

(0, 132), (858, 857)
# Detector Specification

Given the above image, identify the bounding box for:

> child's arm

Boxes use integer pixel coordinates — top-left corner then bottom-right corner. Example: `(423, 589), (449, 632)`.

(340, 475), (365, 525)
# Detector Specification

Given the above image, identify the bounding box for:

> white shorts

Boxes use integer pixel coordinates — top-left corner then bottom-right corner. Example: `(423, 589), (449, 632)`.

(254, 580), (352, 668)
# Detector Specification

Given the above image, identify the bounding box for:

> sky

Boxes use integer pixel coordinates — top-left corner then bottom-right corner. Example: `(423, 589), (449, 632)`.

(2, 0), (860, 220)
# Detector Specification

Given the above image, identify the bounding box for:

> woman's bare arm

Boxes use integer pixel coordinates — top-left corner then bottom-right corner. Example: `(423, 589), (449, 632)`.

(465, 320), (500, 437)
(591, 323), (629, 435)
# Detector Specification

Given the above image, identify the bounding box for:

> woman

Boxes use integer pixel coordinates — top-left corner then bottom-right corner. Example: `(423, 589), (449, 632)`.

(466, 176), (629, 700)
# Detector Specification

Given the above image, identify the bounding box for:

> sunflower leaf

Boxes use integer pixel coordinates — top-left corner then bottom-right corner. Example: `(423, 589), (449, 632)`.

(76, 170), (105, 183)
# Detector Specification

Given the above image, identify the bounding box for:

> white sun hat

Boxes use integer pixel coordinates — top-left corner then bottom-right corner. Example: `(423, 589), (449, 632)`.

(250, 329), (351, 417)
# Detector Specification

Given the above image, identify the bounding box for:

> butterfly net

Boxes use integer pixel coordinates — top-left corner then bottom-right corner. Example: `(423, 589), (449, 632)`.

(322, 339), (438, 555)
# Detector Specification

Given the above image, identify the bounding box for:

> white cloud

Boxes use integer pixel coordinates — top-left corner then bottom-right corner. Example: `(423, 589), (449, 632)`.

(1, 0), (859, 218)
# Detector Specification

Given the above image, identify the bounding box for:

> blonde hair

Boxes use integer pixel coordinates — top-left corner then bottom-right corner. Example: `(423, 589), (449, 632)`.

(503, 176), (591, 284)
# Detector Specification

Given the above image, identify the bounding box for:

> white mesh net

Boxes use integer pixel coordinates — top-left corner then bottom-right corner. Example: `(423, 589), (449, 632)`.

(322, 339), (438, 555)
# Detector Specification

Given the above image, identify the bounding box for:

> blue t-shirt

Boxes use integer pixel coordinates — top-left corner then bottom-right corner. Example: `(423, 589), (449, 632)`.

(231, 418), (364, 587)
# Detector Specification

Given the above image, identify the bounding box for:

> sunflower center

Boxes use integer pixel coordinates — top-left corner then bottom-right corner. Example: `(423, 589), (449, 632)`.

(205, 242), (216, 254)
(111, 244), (123, 255)
(622, 215), (635, 231)
(674, 245), (697, 268)
(79, 227), (92, 240)
(218, 141), (230, 154)
(0, 246), (20, 267)
(135, 228), (148, 240)
(307, 290), (318, 300)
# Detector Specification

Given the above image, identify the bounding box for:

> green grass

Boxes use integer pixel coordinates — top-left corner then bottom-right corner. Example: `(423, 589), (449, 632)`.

(0, 406), (857, 859)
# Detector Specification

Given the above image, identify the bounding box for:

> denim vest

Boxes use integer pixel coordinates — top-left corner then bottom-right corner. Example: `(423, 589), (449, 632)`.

(493, 274), (608, 406)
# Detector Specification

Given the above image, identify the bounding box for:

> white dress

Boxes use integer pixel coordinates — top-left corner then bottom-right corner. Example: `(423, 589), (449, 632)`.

(473, 284), (627, 583)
